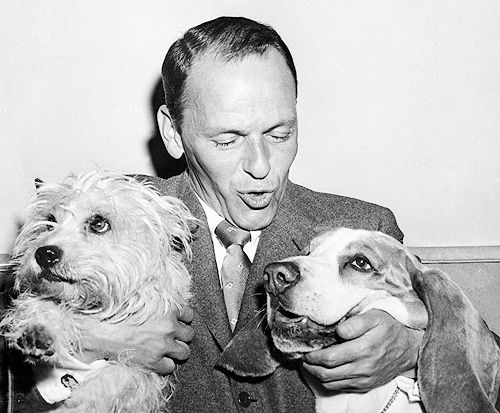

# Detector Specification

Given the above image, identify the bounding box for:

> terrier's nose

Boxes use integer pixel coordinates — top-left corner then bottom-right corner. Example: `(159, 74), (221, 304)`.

(264, 261), (300, 295)
(35, 246), (63, 269)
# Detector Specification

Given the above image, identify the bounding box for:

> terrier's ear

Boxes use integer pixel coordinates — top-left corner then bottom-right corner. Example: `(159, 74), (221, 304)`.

(34, 178), (44, 191)
(157, 104), (184, 159)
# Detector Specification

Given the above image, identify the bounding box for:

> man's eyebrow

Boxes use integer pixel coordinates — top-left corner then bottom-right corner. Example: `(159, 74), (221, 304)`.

(204, 119), (296, 137)
(204, 127), (247, 136)
(263, 119), (297, 134)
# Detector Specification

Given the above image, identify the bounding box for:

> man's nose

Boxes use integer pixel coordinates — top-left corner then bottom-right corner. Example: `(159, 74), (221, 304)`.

(264, 261), (300, 295)
(242, 137), (271, 179)
(35, 245), (63, 269)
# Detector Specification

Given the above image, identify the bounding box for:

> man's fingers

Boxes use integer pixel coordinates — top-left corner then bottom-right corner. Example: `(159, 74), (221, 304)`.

(335, 311), (382, 340)
(153, 357), (177, 376)
(175, 321), (194, 343)
(302, 360), (356, 382)
(302, 362), (380, 392)
(129, 338), (191, 375)
(302, 310), (421, 394)
(165, 339), (191, 361)
(310, 377), (370, 393)
(178, 306), (194, 324)
(303, 340), (358, 367)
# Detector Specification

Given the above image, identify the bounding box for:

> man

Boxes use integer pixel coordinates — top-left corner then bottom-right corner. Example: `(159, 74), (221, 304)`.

(7, 16), (497, 412)
(149, 16), (420, 412)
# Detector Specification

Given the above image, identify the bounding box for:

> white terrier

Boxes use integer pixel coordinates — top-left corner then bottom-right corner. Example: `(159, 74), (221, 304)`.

(1, 170), (196, 412)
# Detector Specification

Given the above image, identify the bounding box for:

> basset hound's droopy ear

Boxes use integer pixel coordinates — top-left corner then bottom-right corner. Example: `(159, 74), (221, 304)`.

(216, 316), (281, 378)
(405, 256), (500, 413)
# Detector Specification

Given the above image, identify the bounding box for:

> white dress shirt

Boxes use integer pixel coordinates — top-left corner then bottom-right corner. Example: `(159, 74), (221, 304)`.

(196, 196), (261, 283)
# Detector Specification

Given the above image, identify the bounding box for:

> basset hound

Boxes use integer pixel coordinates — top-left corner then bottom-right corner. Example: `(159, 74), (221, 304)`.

(218, 228), (500, 413)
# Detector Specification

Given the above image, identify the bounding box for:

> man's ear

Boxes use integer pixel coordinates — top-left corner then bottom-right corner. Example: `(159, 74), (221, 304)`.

(157, 104), (184, 159)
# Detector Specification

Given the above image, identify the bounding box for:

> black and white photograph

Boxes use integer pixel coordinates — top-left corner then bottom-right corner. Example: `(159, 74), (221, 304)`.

(1, 1), (499, 412)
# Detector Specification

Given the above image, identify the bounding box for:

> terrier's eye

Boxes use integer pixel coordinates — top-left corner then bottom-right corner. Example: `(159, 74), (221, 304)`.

(350, 255), (373, 271)
(171, 236), (184, 253)
(87, 215), (111, 234)
(44, 214), (56, 231)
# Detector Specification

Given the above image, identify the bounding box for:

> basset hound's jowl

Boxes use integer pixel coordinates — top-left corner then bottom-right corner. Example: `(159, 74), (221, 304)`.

(219, 228), (500, 413)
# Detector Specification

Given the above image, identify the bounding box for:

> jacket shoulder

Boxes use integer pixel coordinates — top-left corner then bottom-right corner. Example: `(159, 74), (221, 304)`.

(287, 182), (404, 242)
(132, 174), (183, 197)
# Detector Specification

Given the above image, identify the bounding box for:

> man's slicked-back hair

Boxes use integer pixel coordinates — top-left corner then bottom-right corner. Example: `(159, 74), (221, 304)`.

(161, 16), (297, 131)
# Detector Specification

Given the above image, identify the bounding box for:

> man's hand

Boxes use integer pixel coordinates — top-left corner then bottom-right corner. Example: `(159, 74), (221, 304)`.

(77, 306), (194, 375)
(302, 309), (423, 392)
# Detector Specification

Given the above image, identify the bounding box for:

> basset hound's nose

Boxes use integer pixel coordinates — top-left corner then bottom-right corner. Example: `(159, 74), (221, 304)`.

(35, 245), (63, 269)
(264, 261), (300, 295)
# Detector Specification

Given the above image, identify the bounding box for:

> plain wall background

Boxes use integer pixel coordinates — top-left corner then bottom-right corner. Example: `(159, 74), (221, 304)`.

(1, 0), (500, 253)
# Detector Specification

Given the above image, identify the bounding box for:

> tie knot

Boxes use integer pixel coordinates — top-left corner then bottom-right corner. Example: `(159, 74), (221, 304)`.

(215, 220), (251, 249)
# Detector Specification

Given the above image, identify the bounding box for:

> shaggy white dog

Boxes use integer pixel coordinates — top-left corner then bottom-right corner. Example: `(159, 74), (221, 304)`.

(1, 170), (196, 412)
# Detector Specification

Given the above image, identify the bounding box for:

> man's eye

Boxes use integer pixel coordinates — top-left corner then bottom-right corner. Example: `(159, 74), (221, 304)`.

(350, 256), (373, 271)
(87, 215), (111, 234)
(213, 134), (240, 148)
(214, 140), (236, 148)
(268, 132), (291, 142)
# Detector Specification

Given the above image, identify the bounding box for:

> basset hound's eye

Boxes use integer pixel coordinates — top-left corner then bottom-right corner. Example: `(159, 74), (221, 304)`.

(87, 214), (111, 234)
(349, 255), (373, 271)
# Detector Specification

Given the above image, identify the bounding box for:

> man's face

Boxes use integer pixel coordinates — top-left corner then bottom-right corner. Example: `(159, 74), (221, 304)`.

(180, 49), (298, 230)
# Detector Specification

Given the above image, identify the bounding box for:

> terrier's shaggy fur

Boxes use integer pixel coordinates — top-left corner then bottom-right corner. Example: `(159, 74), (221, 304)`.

(1, 170), (196, 412)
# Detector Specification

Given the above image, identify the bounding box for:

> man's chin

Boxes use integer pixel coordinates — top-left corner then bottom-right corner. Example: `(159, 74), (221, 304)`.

(235, 208), (276, 231)
(231, 206), (277, 231)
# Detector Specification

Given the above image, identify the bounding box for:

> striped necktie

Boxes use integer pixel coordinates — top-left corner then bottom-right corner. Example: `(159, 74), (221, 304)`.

(215, 220), (251, 331)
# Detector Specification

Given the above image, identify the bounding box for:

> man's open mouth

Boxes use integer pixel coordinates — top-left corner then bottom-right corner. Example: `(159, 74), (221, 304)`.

(239, 191), (274, 209)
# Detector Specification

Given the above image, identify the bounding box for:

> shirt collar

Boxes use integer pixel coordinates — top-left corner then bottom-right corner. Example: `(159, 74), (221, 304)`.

(195, 194), (261, 243)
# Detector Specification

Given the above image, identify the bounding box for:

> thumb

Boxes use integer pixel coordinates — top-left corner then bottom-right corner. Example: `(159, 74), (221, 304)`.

(336, 311), (379, 340)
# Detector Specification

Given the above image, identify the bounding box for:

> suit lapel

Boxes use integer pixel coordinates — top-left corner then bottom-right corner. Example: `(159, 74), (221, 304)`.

(177, 174), (233, 349)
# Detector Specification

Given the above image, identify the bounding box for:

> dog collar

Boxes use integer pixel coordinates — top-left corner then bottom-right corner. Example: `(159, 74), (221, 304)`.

(34, 355), (109, 404)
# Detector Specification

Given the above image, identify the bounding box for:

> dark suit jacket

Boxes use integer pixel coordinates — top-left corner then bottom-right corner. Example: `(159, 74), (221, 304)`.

(148, 172), (404, 413)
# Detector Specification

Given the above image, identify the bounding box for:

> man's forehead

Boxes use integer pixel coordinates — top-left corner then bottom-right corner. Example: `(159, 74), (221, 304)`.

(186, 48), (294, 94)
(182, 49), (297, 133)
